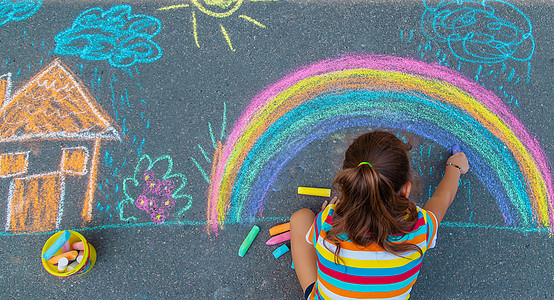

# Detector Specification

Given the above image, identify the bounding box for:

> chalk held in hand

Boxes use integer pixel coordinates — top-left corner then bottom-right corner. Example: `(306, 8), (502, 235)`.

(269, 222), (290, 236)
(238, 225), (260, 257)
(298, 187), (331, 197)
(266, 231), (291, 245)
(451, 145), (461, 154)
(272, 244), (290, 259)
(42, 230), (71, 260)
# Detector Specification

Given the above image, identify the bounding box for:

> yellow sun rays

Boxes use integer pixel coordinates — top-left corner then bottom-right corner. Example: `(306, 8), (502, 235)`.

(158, 0), (274, 51)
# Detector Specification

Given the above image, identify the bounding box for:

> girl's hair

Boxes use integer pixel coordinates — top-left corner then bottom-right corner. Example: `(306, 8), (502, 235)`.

(326, 130), (422, 262)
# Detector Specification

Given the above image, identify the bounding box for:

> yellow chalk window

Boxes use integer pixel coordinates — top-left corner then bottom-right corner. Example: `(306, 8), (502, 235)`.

(0, 152), (29, 177)
(60, 147), (89, 175)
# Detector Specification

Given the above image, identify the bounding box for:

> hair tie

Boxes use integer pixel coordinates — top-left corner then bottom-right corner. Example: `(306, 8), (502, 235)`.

(358, 162), (372, 167)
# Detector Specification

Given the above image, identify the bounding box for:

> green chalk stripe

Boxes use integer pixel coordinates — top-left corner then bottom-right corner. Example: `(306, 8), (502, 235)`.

(238, 225), (260, 257)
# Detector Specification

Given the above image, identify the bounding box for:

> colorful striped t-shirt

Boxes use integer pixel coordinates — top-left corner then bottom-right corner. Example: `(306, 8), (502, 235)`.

(306, 204), (439, 299)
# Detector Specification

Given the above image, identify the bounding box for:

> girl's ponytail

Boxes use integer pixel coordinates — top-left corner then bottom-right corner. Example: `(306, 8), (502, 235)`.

(326, 131), (422, 261)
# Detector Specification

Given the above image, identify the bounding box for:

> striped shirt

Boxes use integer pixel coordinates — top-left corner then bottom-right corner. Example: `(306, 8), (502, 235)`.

(306, 204), (439, 299)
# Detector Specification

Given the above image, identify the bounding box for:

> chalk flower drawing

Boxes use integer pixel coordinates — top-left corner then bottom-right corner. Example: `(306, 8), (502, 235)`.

(120, 154), (192, 223)
(0, 0), (42, 27)
(158, 0), (273, 52)
(0, 59), (120, 233)
(54, 5), (162, 68)
(421, 0), (534, 64)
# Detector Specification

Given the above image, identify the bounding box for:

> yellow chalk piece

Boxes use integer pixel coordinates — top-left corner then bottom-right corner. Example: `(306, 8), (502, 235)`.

(298, 187), (331, 197)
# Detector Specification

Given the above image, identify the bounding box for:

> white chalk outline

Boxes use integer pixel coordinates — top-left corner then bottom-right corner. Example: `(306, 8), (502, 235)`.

(0, 73), (12, 104)
(60, 146), (89, 175)
(4, 171), (63, 232)
(0, 151), (30, 178)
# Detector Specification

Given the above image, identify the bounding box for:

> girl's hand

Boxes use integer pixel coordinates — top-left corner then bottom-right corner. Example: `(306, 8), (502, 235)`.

(447, 152), (469, 174)
(321, 196), (339, 210)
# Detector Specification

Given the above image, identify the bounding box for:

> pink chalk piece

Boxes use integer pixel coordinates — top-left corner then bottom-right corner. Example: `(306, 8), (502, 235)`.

(266, 231), (291, 245)
(76, 251), (84, 263)
(70, 242), (85, 250)
(62, 241), (71, 252)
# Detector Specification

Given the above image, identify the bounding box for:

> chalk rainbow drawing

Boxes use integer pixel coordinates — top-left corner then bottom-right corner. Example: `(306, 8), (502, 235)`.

(0, 59), (120, 233)
(205, 53), (553, 235)
(55, 5), (162, 68)
(158, 0), (273, 51)
(0, 0), (42, 27)
(421, 0), (534, 64)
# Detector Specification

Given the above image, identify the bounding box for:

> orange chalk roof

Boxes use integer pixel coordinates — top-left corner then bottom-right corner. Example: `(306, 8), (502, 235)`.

(0, 59), (120, 142)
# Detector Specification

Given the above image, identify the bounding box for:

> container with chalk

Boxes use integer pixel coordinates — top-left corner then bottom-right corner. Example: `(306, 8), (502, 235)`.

(238, 225), (260, 257)
(41, 230), (97, 277)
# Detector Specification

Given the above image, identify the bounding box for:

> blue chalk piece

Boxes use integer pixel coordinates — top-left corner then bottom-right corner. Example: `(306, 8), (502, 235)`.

(272, 244), (290, 259)
(291, 261), (295, 269)
(42, 230), (71, 260)
(451, 145), (461, 154)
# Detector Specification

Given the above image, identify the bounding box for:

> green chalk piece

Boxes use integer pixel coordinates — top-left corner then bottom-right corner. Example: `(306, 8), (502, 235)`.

(238, 225), (260, 257)
(272, 244), (290, 259)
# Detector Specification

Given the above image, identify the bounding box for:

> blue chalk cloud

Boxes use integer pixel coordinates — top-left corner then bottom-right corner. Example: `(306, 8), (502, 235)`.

(421, 0), (534, 64)
(0, 0), (42, 26)
(55, 5), (162, 68)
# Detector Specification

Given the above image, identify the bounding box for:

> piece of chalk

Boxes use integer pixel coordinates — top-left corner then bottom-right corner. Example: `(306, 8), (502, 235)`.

(451, 145), (461, 154)
(62, 241), (71, 252)
(42, 230), (71, 260)
(70, 242), (85, 251)
(76, 251), (84, 263)
(269, 222), (290, 236)
(298, 187), (331, 197)
(57, 257), (69, 272)
(272, 244), (290, 259)
(266, 231), (291, 245)
(66, 261), (79, 272)
(47, 250), (78, 264)
(291, 261), (295, 269)
(238, 225), (260, 257)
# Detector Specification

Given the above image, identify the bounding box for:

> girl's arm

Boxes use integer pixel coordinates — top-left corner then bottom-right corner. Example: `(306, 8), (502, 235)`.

(423, 152), (469, 223)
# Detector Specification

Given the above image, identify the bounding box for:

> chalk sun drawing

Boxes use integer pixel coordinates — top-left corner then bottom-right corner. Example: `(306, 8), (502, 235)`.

(0, 59), (120, 233)
(0, 0), (42, 27)
(421, 0), (534, 64)
(158, 0), (274, 52)
(204, 54), (553, 236)
(54, 5), (162, 68)
(119, 154), (192, 223)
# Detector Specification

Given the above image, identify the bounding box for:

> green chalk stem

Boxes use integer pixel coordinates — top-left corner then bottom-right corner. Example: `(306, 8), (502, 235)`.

(238, 225), (260, 257)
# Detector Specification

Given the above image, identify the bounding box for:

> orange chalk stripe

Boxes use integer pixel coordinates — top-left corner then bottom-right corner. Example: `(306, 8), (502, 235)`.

(269, 222), (290, 236)
(47, 250), (78, 264)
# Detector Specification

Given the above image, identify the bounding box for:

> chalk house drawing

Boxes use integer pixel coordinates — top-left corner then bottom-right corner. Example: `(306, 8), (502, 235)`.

(158, 0), (273, 52)
(0, 0), (42, 27)
(55, 5), (162, 68)
(119, 154), (192, 224)
(0, 59), (120, 233)
(421, 0), (534, 64)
